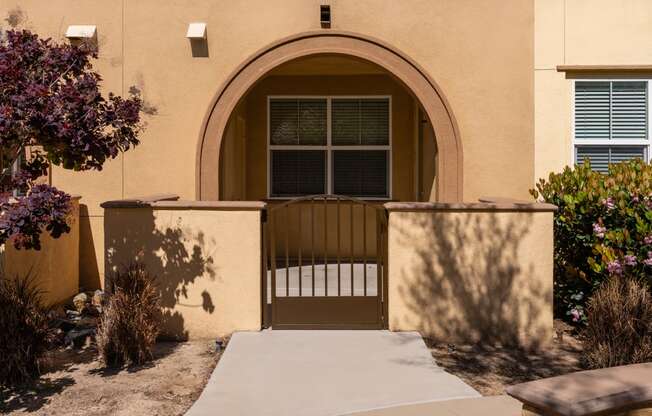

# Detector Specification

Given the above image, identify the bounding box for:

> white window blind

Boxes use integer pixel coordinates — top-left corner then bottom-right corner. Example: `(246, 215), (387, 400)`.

(575, 146), (646, 174)
(574, 80), (650, 172)
(269, 97), (391, 198)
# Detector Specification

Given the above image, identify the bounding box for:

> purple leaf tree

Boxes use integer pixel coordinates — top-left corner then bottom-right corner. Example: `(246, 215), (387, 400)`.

(0, 30), (143, 250)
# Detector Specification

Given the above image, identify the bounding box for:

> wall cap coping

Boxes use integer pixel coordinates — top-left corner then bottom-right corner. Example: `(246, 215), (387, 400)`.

(384, 198), (557, 212)
(557, 64), (652, 73)
(152, 200), (267, 210)
(101, 194), (266, 211)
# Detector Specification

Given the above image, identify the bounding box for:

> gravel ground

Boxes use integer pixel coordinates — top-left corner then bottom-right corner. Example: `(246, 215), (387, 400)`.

(1, 341), (220, 415)
(426, 321), (584, 396)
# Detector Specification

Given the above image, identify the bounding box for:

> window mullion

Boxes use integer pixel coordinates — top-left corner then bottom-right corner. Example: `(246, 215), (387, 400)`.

(327, 97), (332, 194)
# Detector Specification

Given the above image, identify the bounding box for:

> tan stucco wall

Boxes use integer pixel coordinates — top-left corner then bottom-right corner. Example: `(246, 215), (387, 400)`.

(1, 198), (80, 306)
(534, 0), (652, 181)
(103, 206), (262, 340)
(0, 0), (535, 285)
(387, 208), (554, 347)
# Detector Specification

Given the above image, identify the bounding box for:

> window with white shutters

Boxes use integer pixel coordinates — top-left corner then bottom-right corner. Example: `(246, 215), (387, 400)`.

(574, 81), (650, 172)
(269, 96), (391, 198)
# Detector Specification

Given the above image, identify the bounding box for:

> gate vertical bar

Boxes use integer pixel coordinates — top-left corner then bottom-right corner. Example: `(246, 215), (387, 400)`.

(382, 210), (389, 328)
(376, 209), (382, 324)
(350, 202), (354, 296)
(298, 203), (302, 297)
(261, 212), (268, 327)
(311, 199), (315, 297)
(269, 208), (277, 325)
(363, 205), (367, 296)
(336, 197), (341, 296)
(324, 196), (328, 296)
(285, 205), (290, 297)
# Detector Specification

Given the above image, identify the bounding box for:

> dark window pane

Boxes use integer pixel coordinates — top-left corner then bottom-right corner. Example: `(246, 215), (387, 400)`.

(298, 99), (327, 145)
(360, 99), (389, 145)
(270, 99), (298, 145)
(271, 150), (326, 197)
(270, 99), (326, 145)
(333, 150), (388, 197)
(332, 99), (360, 145)
(332, 98), (389, 146)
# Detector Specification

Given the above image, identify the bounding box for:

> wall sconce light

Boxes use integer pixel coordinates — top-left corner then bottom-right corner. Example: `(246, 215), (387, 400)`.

(186, 22), (207, 40)
(320, 5), (331, 28)
(65, 25), (97, 50)
(186, 23), (208, 58)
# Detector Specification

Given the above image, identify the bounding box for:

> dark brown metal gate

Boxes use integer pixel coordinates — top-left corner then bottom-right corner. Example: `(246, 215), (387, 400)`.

(262, 195), (388, 329)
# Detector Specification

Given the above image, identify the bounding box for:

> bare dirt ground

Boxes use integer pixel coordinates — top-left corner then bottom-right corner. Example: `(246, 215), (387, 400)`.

(1, 341), (220, 415)
(426, 321), (584, 396)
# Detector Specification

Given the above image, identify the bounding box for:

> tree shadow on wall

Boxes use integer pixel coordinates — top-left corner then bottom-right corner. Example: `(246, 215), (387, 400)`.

(104, 208), (217, 341)
(393, 211), (550, 349)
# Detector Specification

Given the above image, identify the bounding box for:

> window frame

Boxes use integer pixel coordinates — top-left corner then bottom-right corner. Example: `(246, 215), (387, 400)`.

(572, 79), (651, 168)
(267, 95), (393, 200)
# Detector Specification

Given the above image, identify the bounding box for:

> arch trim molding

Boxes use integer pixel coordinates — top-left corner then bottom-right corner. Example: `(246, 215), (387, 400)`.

(196, 31), (463, 202)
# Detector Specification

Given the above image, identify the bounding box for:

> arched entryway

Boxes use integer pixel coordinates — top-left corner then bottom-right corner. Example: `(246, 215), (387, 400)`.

(196, 31), (463, 202)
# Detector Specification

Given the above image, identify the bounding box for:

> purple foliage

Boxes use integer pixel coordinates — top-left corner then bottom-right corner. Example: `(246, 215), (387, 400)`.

(0, 30), (142, 250)
(0, 185), (71, 250)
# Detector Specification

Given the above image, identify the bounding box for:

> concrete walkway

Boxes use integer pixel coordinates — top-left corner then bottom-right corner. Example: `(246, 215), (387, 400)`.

(185, 331), (479, 416)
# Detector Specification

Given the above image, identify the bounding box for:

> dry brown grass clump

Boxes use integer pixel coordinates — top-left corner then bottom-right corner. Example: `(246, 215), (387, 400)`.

(0, 275), (50, 386)
(97, 263), (161, 368)
(583, 276), (652, 369)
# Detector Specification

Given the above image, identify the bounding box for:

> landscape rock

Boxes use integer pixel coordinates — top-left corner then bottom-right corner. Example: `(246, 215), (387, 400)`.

(92, 290), (106, 307)
(73, 292), (89, 312)
(64, 327), (96, 348)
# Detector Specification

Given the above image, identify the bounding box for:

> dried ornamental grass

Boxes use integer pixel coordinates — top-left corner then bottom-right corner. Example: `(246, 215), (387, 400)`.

(0, 274), (51, 386)
(96, 263), (161, 368)
(583, 276), (652, 369)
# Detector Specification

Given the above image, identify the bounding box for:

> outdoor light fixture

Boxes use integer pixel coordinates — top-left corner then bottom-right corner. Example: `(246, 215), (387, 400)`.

(65, 25), (97, 49)
(65, 25), (96, 40)
(320, 5), (331, 28)
(186, 22), (207, 40)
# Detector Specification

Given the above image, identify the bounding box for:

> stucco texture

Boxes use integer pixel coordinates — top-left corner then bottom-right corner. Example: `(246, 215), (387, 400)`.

(1, 198), (80, 306)
(534, 0), (652, 181)
(386, 209), (554, 347)
(0, 0), (535, 286)
(103, 206), (262, 340)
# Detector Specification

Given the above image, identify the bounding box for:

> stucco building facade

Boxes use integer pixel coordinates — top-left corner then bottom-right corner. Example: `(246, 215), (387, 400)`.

(1, 0), (649, 343)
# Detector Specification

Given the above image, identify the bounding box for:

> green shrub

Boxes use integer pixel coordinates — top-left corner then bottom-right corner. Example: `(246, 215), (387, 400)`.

(97, 263), (160, 368)
(583, 276), (652, 369)
(0, 275), (51, 386)
(531, 159), (652, 323)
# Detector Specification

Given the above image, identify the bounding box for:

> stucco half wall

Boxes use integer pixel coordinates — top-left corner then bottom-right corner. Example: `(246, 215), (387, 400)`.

(1, 197), (80, 307)
(385, 200), (556, 347)
(101, 196), (264, 340)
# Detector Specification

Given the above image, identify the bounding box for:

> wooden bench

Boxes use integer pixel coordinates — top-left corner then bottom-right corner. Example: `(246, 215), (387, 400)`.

(506, 363), (652, 416)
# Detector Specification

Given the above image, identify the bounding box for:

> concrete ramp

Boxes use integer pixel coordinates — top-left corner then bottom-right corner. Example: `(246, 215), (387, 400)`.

(186, 330), (479, 416)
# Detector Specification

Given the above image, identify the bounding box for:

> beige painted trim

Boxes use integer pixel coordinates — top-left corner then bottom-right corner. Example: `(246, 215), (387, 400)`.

(557, 65), (652, 73)
(384, 201), (557, 212)
(196, 31), (464, 202)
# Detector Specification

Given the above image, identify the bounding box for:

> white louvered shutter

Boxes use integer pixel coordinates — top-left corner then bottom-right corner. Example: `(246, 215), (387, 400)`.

(575, 82), (610, 140)
(611, 82), (647, 140)
(574, 81), (649, 172)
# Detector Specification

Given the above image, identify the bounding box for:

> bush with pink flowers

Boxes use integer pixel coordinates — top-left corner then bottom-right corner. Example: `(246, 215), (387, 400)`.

(532, 159), (652, 323)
